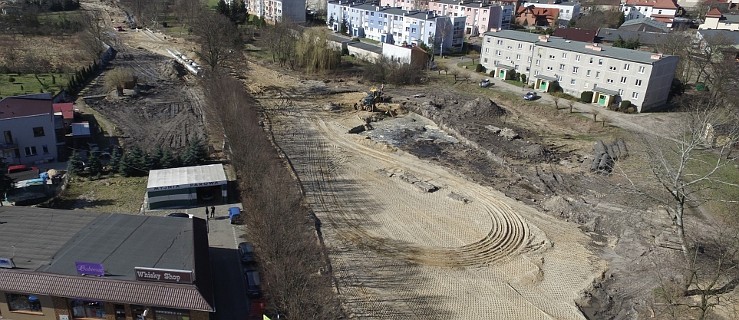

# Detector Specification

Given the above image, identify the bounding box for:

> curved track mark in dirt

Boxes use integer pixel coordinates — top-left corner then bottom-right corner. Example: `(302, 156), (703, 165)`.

(307, 117), (531, 268)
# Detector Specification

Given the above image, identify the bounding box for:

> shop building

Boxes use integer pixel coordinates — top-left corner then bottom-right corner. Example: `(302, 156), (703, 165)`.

(146, 164), (228, 210)
(0, 207), (214, 320)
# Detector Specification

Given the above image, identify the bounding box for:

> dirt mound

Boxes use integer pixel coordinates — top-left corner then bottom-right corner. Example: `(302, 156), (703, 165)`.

(158, 59), (187, 80)
(459, 97), (507, 118)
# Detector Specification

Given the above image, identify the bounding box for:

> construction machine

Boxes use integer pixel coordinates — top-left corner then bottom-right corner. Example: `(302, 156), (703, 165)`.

(357, 86), (391, 112)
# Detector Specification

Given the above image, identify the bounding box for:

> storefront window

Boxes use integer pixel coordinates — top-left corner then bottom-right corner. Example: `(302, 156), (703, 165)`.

(70, 300), (106, 319)
(114, 304), (126, 320)
(6, 293), (42, 312)
(154, 308), (190, 320)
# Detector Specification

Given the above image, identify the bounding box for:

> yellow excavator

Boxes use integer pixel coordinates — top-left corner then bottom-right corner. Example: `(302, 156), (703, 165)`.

(357, 85), (391, 111)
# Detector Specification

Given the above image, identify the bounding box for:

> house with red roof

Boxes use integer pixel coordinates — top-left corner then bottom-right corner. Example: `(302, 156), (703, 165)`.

(621, 0), (681, 28)
(516, 5), (560, 27)
(699, 7), (739, 30)
(0, 93), (58, 165)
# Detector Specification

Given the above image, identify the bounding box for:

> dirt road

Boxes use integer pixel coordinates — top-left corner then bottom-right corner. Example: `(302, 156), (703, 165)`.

(259, 79), (606, 318)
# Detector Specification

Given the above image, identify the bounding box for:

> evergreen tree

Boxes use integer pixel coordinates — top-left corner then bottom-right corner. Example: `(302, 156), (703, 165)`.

(68, 150), (85, 175)
(149, 147), (164, 170)
(0, 158), (15, 202)
(87, 152), (102, 176)
(217, 0), (230, 17)
(109, 147), (121, 173)
(160, 150), (175, 169)
(118, 152), (136, 177)
(129, 146), (147, 174)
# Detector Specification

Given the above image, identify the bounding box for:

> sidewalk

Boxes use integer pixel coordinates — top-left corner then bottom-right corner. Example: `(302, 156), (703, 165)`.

(439, 57), (685, 141)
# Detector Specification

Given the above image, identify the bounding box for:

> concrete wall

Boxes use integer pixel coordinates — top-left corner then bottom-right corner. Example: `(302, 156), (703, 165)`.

(699, 17), (739, 31)
(347, 44), (382, 62)
(0, 113), (58, 165)
(382, 43), (413, 64)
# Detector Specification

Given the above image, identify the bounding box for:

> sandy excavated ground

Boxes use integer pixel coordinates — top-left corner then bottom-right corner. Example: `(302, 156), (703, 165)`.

(263, 93), (606, 318)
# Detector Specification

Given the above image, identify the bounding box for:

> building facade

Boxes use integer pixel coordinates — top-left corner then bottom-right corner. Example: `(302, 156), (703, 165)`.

(698, 7), (739, 31)
(620, 0), (680, 28)
(480, 30), (679, 112)
(0, 94), (58, 165)
(380, 0), (431, 11)
(522, 0), (581, 21)
(248, 0), (306, 23)
(427, 0), (514, 36)
(0, 208), (214, 320)
(327, 1), (466, 53)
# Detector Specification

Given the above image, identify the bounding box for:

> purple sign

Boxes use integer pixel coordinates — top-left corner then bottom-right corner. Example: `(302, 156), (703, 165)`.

(75, 261), (105, 276)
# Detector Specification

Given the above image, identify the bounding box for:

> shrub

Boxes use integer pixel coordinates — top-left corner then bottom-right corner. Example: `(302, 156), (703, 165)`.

(626, 106), (637, 113)
(8, 77), (15, 83)
(580, 91), (594, 103)
(619, 100), (631, 111)
(475, 64), (486, 73)
(520, 74), (527, 83)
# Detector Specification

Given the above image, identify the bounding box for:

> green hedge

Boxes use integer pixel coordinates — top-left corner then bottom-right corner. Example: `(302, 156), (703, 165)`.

(580, 91), (593, 103)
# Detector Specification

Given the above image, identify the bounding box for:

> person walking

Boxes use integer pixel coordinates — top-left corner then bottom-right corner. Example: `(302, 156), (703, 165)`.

(205, 207), (209, 219)
(210, 206), (215, 218)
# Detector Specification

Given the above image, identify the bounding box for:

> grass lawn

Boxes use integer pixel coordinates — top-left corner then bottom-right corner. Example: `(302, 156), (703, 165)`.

(38, 10), (85, 23)
(504, 79), (526, 87)
(50, 176), (148, 213)
(690, 151), (739, 224)
(0, 73), (72, 97)
(207, 0), (221, 9)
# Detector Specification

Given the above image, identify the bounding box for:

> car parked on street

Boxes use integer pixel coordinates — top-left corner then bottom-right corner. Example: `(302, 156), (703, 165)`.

(243, 268), (262, 298)
(238, 242), (255, 264)
(479, 79), (492, 88)
(523, 91), (538, 100)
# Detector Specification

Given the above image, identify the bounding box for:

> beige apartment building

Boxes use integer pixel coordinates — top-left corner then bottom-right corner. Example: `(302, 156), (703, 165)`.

(480, 30), (678, 112)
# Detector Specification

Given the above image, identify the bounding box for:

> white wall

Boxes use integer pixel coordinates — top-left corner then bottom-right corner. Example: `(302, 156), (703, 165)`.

(0, 114), (58, 165)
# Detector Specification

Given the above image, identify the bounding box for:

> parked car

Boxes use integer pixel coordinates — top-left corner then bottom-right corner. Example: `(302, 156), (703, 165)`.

(229, 207), (243, 224)
(244, 269), (262, 298)
(238, 242), (255, 264)
(523, 91), (538, 100)
(479, 79), (492, 88)
(167, 212), (193, 218)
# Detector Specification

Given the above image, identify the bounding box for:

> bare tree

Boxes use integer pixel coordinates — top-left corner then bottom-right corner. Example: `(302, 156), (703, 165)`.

(79, 11), (108, 63)
(194, 12), (241, 71)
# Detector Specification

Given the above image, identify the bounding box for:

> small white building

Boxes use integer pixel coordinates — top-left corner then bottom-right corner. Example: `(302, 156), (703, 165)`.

(698, 7), (739, 31)
(146, 164), (228, 209)
(522, 0), (581, 21)
(621, 0), (680, 28)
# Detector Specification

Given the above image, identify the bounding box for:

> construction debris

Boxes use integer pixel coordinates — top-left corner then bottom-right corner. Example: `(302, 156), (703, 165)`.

(590, 139), (629, 174)
(398, 172), (438, 192)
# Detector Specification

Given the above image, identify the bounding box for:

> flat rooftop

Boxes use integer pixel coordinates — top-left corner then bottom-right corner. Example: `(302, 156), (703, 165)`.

(147, 164), (227, 191)
(0, 207), (194, 280)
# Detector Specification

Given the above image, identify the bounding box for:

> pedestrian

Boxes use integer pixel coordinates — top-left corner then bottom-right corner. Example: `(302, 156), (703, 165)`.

(205, 207), (209, 219)
(210, 206), (215, 218)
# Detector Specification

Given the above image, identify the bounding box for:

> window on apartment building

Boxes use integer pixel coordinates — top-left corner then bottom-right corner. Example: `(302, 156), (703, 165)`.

(658, 10), (662, 14)
(598, 59), (603, 65)
(507, 46), (512, 49)
(518, 43), (522, 49)
(638, 66), (645, 73)
(623, 63), (630, 71)
(635, 79), (642, 86)
(33, 127), (45, 137)
(575, 54), (580, 61)
(485, 48), (489, 53)
(483, 17), (486, 21)
(3, 130), (12, 144)
(536, 59), (540, 65)
(42, 145), (49, 154)
(384, 22), (387, 26)
(607, 78), (613, 83)
(7, 293), (42, 312)
(496, 50), (501, 56)
(371, 12), (374, 16)
(394, 16), (398, 20)
(620, 76), (627, 83)
(618, 89), (624, 95)
(562, 52), (567, 59)
(529, 45), (533, 50)
(589, 57), (593, 64)
(586, 70), (591, 77)
(549, 54), (555, 59)
(528, 57), (532, 62)
(515, 65), (520, 70)
(566, 10), (570, 13)
(609, 66), (616, 71)
(484, 58), (488, 63)
(486, 37), (491, 43)
(632, 92), (639, 99)
(412, 28), (416, 32)
(71, 300), (106, 319)
(526, 67), (530, 71)
(596, 71), (601, 78)
(535, 70), (540, 75)
(406, 27), (409, 31)
(497, 40), (503, 45)
(547, 66), (553, 70)
(516, 54), (521, 60)
(572, 66), (579, 73)
(24, 146), (37, 156)
(559, 64), (565, 70)
(570, 79), (576, 85)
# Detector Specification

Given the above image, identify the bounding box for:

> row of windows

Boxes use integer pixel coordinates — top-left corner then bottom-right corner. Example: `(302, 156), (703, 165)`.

(5, 294), (192, 320)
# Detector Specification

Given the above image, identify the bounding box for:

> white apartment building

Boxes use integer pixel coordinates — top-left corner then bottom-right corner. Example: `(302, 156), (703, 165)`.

(427, 0), (514, 36)
(621, 0), (679, 28)
(480, 30), (679, 112)
(380, 0), (430, 11)
(248, 0), (306, 23)
(522, 0), (580, 21)
(327, 1), (466, 53)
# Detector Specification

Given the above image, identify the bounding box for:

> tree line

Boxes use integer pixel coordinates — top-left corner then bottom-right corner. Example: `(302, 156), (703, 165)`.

(203, 74), (343, 319)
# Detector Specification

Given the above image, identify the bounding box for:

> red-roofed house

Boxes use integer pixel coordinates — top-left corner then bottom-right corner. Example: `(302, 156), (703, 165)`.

(621, 0), (680, 28)
(699, 7), (739, 30)
(0, 94), (58, 165)
(516, 6), (560, 27)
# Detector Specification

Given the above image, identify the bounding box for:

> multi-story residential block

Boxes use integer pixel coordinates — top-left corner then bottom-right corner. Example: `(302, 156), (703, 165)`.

(380, 0), (431, 11)
(523, 0), (581, 21)
(427, 0), (514, 36)
(327, 1), (466, 53)
(248, 0), (306, 23)
(621, 0), (680, 28)
(515, 5), (559, 27)
(480, 30), (679, 112)
(698, 7), (739, 31)
(0, 94), (59, 165)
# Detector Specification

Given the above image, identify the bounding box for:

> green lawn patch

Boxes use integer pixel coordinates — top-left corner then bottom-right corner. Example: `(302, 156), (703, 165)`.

(0, 73), (72, 97)
(49, 176), (148, 213)
(504, 79), (526, 87)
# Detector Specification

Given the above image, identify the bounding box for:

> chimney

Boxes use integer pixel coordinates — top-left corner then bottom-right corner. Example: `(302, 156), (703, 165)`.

(538, 35), (549, 42)
(650, 53), (663, 60)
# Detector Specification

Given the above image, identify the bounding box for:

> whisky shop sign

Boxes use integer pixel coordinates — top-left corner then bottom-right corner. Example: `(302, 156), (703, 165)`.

(134, 267), (193, 284)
